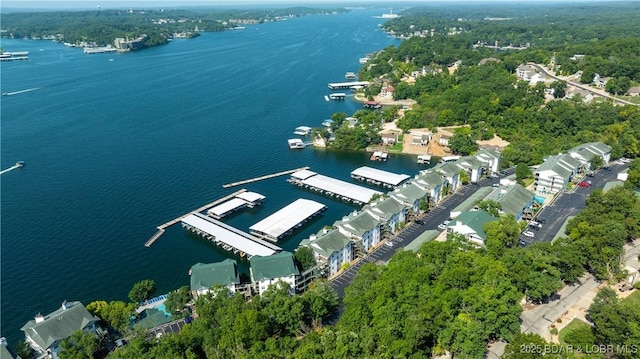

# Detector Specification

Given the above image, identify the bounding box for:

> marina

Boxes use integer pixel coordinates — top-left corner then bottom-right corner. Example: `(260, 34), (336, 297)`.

(350, 166), (411, 188)
(222, 166), (309, 188)
(144, 189), (247, 247)
(288, 169), (382, 205)
(181, 213), (281, 259)
(249, 198), (327, 242)
(206, 191), (266, 219)
(328, 81), (370, 90)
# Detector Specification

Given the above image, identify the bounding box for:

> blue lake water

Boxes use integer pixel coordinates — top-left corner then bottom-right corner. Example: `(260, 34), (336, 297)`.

(0, 8), (426, 343)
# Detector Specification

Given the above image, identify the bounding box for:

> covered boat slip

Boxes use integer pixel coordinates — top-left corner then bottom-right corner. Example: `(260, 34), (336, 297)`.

(181, 213), (280, 259)
(249, 199), (326, 242)
(206, 191), (265, 219)
(350, 166), (410, 188)
(289, 169), (382, 205)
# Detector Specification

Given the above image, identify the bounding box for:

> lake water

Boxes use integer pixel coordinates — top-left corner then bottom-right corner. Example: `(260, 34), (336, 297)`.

(0, 8), (425, 343)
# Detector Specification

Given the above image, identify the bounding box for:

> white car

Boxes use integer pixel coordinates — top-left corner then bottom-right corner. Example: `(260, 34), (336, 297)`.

(385, 241), (394, 247)
(437, 220), (450, 231)
(522, 231), (535, 238)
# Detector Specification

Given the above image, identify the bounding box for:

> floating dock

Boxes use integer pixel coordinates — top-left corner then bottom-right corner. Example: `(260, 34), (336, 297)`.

(350, 166), (410, 188)
(207, 191), (265, 219)
(329, 93), (346, 100)
(144, 188), (247, 247)
(0, 51), (29, 61)
(249, 198), (327, 242)
(182, 213), (281, 259)
(222, 166), (309, 188)
(288, 169), (382, 205)
(327, 81), (370, 90)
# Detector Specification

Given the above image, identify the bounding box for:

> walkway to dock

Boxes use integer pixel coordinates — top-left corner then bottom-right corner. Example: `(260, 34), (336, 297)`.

(0, 164), (21, 175)
(144, 188), (247, 247)
(222, 166), (310, 188)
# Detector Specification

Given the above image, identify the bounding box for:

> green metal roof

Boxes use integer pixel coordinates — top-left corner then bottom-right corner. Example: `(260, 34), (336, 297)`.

(20, 301), (100, 350)
(250, 251), (299, 282)
(476, 148), (501, 160)
(602, 181), (625, 193)
(336, 211), (380, 236)
(190, 259), (239, 292)
(415, 172), (446, 189)
(135, 308), (172, 329)
(404, 230), (440, 252)
(536, 154), (580, 179)
(484, 184), (535, 216)
(308, 229), (352, 258)
(457, 156), (484, 169)
(451, 187), (493, 214)
(569, 142), (611, 160)
(451, 210), (498, 240)
(368, 196), (406, 218)
(391, 183), (427, 204)
(435, 162), (461, 177)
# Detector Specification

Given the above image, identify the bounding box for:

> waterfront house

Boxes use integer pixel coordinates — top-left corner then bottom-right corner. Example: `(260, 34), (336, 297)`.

(455, 156), (485, 183)
(568, 142), (612, 168)
(534, 154), (581, 194)
(335, 210), (382, 253)
(250, 251), (299, 296)
(412, 171), (447, 205)
(365, 196), (408, 234)
(190, 259), (240, 298)
(135, 308), (172, 330)
(447, 210), (498, 246)
(301, 229), (353, 276)
(390, 183), (428, 214)
(21, 301), (100, 359)
(475, 148), (502, 174)
(381, 85), (395, 99)
(381, 132), (398, 145)
(433, 162), (462, 192)
(483, 184), (536, 221)
(438, 129), (453, 146)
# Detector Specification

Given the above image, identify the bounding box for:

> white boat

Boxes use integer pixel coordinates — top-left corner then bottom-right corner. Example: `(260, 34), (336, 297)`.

(288, 138), (306, 149)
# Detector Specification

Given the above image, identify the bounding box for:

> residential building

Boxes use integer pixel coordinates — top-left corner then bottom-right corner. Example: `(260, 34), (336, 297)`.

(534, 154), (581, 194)
(438, 129), (454, 146)
(365, 196), (408, 234)
(447, 210), (498, 246)
(335, 210), (382, 253)
(390, 183), (428, 214)
(483, 184), (536, 220)
(593, 74), (612, 88)
(381, 132), (398, 145)
(381, 85), (395, 99)
(628, 86), (640, 97)
(455, 156), (485, 183)
(475, 148), (501, 173)
(412, 171), (447, 205)
(21, 301), (100, 359)
(568, 142), (612, 168)
(250, 251), (300, 296)
(433, 162), (462, 191)
(302, 229), (353, 276)
(190, 259), (240, 297)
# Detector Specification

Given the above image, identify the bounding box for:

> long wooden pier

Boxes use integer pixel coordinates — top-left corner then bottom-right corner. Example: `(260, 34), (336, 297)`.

(222, 166), (310, 188)
(144, 188), (247, 247)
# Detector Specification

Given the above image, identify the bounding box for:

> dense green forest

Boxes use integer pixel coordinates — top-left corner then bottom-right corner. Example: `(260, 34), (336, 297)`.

(0, 7), (347, 48)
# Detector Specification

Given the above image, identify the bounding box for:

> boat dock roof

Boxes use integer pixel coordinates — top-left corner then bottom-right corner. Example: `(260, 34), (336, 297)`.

(290, 169), (382, 204)
(207, 198), (248, 219)
(328, 81), (370, 90)
(236, 191), (265, 203)
(249, 199), (326, 241)
(181, 213), (280, 258)
(351, 166), (410, 187)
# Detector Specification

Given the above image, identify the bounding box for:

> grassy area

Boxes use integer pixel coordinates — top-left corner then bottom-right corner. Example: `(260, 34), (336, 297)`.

(558, 319), (592, 345)
(386, 134), (404, 153)
(622, 289), (640, 306)
(522, 178), (535, 187)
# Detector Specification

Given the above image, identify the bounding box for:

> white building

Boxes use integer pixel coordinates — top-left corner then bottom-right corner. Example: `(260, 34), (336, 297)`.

(455, 156), (485, 183)
(302, 229), (353, 276)
(568, 142), (612, 168)
(475, 148), (502, 174)
(250, 252), (299, 296)
(534, 154), (581, 194)
(335, 210), (382, 253)
(412, 171), (447, 205)
(365, 196), (408, 234)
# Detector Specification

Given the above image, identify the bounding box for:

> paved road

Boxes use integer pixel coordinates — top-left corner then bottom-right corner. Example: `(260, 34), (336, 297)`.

(523, 160), (628, 246)
(330, 170), (510, 298)
(527, 63), (636, 106)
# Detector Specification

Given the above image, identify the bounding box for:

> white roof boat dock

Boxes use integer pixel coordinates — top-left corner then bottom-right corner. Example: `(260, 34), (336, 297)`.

(370, 151), (388, 161)
(417, 155), (432, 164)
(289, 169), (382, 205)
(328, 81), (370, 90)
(294, 126), (312, 136)
(181, 213), (280, 259)
(206, 191), (266, 219)
(288, 138), (306, 149)
(249, 199), (327, 242)
(329, 93), (346, 100)
(350, 166), (410, 188)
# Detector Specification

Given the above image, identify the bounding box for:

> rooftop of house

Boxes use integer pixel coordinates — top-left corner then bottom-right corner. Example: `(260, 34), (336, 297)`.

(250, 251), (299, 282)
(391, 183), (427, 203)
(484, 184), (535, 216)
(306, 229), (352, 259)
(450, 209), (498, 240)
(190, 259), (240, 292)
(535, 154), (580, 178)
(366, 196), (406, 218)
(20, 301), (100, 350)
(335, 210), (380, 236)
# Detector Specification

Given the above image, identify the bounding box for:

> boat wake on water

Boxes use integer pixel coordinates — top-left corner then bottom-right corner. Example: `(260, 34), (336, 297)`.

(2, 87), (40, 96)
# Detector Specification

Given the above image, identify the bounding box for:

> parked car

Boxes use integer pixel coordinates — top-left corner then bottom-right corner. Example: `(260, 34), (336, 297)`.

(577, 181), (590, 187)
(519, 239), (527, 246)
(586, 172), (595, 177)
(522, 231), (535, 238)
(529, 221), (542, 230)
(415, 219), (425, 225)
(437, 220), (450, 231)
(602, 166), (611, 171)
(385, 241), (394, 247)
(537, 217), (547, 224)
